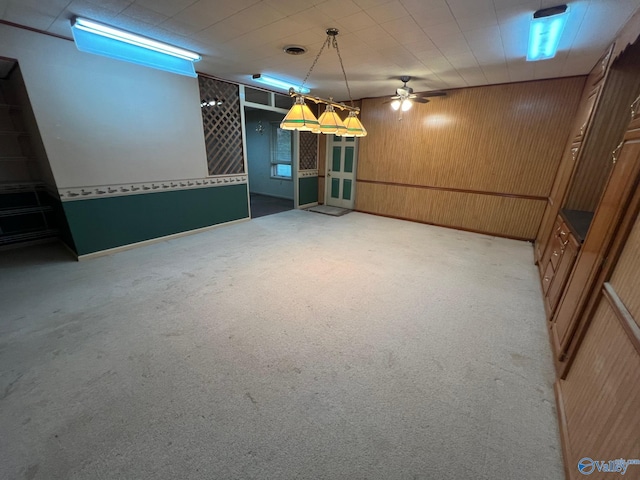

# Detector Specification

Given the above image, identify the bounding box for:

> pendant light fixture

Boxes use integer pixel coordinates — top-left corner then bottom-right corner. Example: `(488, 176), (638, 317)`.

(280, 28), (367, 137)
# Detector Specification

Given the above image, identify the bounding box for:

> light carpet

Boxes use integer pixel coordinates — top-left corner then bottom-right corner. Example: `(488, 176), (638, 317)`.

(0, 210), (563, 480)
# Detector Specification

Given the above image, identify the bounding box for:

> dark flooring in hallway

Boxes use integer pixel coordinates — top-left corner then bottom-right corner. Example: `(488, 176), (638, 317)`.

(250, 193), (293, 218)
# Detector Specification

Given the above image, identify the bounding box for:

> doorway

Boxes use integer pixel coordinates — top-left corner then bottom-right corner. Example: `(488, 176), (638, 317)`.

(325, 134), (358, 209)
(244, 106), (294, 218)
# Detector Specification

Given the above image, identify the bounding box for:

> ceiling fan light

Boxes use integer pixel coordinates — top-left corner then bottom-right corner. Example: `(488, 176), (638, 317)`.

(318, 104), (347, 135)
(343, 111), (367, 137)
(401, 99), (413, 111)
(390, 99), (401, 111)
(280, 96), (320, 132)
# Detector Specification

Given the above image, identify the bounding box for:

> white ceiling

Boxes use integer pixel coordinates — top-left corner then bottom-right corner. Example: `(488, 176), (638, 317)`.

(1, 0), (639, 100)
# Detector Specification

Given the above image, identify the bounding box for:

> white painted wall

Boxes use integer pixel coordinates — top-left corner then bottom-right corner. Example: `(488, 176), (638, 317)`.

(0, 24), (208, 188)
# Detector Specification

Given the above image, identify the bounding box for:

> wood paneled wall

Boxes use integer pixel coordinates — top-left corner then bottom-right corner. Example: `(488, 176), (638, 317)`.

(558, 295), (640, 479)
(355, 77), (585, 239)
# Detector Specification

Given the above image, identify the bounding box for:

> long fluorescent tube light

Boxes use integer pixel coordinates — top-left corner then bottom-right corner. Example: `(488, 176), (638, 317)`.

(527, 5), (569, 61)
(252, 74), (310, 94)
(73, 18), (201, 60)
(71, 18), (201, 77)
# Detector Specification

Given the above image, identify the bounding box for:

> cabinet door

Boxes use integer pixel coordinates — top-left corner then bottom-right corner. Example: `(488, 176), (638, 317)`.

(572, 84), (601, 143)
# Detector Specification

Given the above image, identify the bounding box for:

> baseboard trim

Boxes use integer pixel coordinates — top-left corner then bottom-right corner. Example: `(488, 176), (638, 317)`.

(299, 202), (319, 209)
(250, 192), (294, 201)
(554, 380), (572, 480)
(354, 209), (533, 242)
(76, 217), (250, 261)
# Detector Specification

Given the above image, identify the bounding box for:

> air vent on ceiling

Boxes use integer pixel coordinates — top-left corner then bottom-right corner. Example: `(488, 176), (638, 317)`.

(283, 45), (307, 55)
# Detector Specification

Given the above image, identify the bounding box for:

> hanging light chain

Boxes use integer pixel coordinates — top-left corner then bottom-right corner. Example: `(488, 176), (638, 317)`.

(332, 35), (355, 108)
(301, 35), (331, 89)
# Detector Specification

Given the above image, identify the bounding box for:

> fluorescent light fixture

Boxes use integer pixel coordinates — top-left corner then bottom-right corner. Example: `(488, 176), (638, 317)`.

(70, 17), (201, 77)
(527, 5), (569, 62)
(252, 74), (310, 94)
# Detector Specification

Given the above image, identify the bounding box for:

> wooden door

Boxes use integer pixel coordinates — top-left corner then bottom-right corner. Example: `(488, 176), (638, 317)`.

(325, 135), (357, 209)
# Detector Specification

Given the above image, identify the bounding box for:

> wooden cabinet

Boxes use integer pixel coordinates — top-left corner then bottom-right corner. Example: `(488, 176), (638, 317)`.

(541, 215), (579, 317)
(552, 101), (640, 362)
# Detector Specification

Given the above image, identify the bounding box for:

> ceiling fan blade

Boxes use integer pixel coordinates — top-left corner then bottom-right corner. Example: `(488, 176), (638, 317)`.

(420, 91), (447, 97)
(414, 98), (430, 104)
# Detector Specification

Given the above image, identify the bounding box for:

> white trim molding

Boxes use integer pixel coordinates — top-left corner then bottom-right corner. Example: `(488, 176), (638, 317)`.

(59, 175), (248, 201)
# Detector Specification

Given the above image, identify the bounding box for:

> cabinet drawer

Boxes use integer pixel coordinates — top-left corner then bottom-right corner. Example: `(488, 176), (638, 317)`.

(550, 234), (564, 270)
(542, 261), (554, 295)
(547, 234), (579, 313)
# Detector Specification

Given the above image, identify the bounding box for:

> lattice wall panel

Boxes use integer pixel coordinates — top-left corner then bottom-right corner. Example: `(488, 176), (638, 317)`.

(299, 131), (318, 170)
(198, 76), (244, 175)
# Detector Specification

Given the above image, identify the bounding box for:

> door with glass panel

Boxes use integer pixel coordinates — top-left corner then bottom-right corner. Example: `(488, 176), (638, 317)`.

(326, 135), (357, 209)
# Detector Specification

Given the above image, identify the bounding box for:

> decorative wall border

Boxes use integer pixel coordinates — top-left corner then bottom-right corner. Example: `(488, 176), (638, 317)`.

(299, 169), (319, 177)
(59, 175), (247, 201)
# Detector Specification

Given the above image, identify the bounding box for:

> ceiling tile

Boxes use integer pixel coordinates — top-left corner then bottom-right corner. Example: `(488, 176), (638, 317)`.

(507, 59), (535, 81)
(402, 37), (438, 53)
(354, 24), (400, 48)
(481, 65), (510, 83)
(446, 0), (495, 18)
(46, 16), (74, 37)
(3, 2), (58, 30)
(134, 0), (199, 17)
(218, 1), (287, 36)
(333, 11), (377, 33)
(7, 0), (71, 17)
(495, 0), (539, 25)
(423, 21), (462, 39)
(83, 0), (132, 14)
(119, 4), (168, 25)
(431, 32), (472, 56)
(459, 69), (488, 85)
(446, 51), (479, 70)
(366, 0), (410, 23)
(381, 16), (426, 42)
(265, 0), (324, 16)
(316, 0), (362, 19)
(354, 0), (394, 8)
(456, 11), (497, 32)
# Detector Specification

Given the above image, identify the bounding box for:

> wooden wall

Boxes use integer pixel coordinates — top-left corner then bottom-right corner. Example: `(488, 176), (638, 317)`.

(354, 77), (585, 240)
(558, 209), (640, 479)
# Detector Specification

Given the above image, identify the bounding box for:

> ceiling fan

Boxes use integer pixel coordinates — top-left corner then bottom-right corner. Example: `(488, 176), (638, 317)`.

(390, 76), (446, 112)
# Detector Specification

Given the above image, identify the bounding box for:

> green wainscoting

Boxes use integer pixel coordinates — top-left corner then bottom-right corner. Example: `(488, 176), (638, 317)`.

(298, 176), (318, 206)
(63, 184), (249, 256)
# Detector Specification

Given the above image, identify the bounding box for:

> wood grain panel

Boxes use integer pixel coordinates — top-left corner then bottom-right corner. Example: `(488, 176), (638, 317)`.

(565, 45), (640, 212)
(356, 182), (546, 239)
(318, 176), (325, 205)
(609, 210), (640, 325)
(559, 297), (640, 479)
(318, 134), (326, 177)
(358, 77), (584, 197)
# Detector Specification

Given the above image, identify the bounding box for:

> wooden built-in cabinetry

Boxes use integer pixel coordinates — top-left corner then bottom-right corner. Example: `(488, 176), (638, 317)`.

(534, 10), (640, 479)
(541, 215), (579, 316)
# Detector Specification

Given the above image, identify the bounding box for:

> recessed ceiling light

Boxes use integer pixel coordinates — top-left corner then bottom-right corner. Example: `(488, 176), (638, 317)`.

(283, 45), (307, 55)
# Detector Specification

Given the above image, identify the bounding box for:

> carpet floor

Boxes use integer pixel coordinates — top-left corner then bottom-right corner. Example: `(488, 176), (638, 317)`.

(0, 210), (563, 480)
